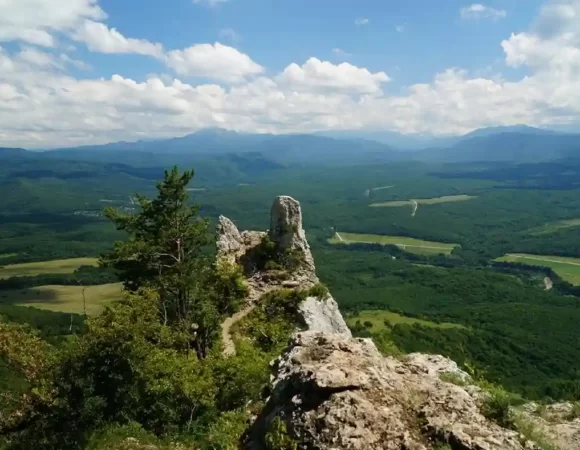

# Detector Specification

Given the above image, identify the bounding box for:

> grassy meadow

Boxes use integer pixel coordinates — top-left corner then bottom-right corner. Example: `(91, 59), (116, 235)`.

(496, 253), (580, 285)
(347, 310), (465, 333)
(370, 194), (477, 208)
(0, 283), (123, 315)
(328, 232), (458, 255)
(0, 258), (99, 279)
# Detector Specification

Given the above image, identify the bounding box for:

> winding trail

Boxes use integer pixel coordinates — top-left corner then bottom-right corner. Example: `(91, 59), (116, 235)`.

(411, 200), (419, 217)
(221, 304), (257, 356)
(335, 232), (344, 242)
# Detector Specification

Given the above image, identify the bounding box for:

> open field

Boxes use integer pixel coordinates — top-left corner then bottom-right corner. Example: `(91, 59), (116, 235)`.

(347, 310), (465, 333)
(370, 194), (477, 208)
(0, 257), (99, 279)
(528, 218), (580, 235)
(329, 232), (458, 255)
(496, 253), (580, 286)
(0, 283), (123, 315)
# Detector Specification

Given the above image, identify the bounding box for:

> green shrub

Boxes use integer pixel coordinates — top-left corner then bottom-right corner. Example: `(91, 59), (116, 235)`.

(480, 385), (515, 429)
(439, 371), (468, 387)
(513, 415), (558, 450)
(202, 410), (249, 450)
(307, 283), (329, 299)
(265, 417), (298, 450)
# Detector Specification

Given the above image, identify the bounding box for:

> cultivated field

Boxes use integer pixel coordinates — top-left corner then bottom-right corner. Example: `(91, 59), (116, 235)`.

(370, 194), (476, 208)
(528, 218), (580, 235)
(496, 253), (580, 286)
(0, 283), (123, 315)
(328, 232), (458, 255)
(347, 310), (464, 332)
(0, 257), (99, 279)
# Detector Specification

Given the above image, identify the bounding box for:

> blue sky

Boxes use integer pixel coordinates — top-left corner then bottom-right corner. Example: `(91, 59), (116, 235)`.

(0, 0), (579, 147)
(94, 0), (542, 86)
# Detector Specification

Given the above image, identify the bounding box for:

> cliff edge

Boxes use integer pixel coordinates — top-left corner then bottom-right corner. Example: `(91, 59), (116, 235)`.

(218, 196), (559, 450)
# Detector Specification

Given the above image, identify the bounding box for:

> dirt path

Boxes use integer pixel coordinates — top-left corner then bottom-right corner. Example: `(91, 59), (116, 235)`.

(544, 277), (553, 291)
(221, 304), (257, 356)
(335, 232), (344, 242)
(222, 281), (279, 357)
(411, 200), (418, 217)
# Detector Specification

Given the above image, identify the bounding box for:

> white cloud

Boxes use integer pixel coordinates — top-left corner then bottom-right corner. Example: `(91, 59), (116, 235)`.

(192, 0), (229, 6)
(460, 4), (507, 20)
(332, 48), (351, 57)
(4, 0), (580, 147)
(165, 43), (264, 82)
(277, 58), (390, 94)
(355, 18), (370, 26)
(219, 28), (240, 43)
(74, 20), (164, 57)
(0, 0), (105, 47)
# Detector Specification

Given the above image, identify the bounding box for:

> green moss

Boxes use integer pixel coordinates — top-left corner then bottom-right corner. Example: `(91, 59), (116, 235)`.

(307, 283), (329, 299)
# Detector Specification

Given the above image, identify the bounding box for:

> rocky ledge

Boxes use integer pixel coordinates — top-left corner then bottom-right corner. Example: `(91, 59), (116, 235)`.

(219, 195), (567, 450)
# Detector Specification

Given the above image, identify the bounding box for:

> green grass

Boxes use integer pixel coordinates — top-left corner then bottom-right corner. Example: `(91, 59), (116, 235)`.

(0, 258), (99, 279)
(346, 310), (465, 332)
(496, 253), (580, 286)
(528, 218), (580, 235)
(328, 232), (458, 255)
(370, 194), (477, 208)
(0, 283), (123, 315)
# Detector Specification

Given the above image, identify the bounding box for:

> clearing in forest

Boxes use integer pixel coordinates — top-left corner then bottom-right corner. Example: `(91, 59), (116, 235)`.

(347, 310), (465, 332)
(496, 253), (580, 286)
(527, 218), (580, 235)
(0, 258), (99, 279)
(370, 194), (476, 208)
(0, 283), (123, 315)
(328, 232), (458, 255)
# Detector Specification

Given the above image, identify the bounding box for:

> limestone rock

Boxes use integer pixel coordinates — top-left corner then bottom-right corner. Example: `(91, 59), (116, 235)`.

(300, 294), (352, 337)
(269, 196), (314, 270)
(520, 402), (580, 450)
(245, 332), (533, 450)
(216, 215), (244, 264)
(405, 353), (471, 383)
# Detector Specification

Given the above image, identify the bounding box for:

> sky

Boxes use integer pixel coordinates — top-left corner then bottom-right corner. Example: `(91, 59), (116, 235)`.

(1, 0), (580, 147)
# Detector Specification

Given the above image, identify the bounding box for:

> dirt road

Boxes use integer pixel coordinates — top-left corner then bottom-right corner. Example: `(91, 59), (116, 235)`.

(411, 200), (418, 217)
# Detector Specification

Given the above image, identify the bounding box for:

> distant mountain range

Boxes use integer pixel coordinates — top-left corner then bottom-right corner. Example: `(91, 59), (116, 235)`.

(2, 125), (579, 168)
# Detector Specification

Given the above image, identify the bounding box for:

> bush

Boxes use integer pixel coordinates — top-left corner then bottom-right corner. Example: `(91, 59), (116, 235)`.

(307, 283), (329, 299)
(265, 417), (297, 450)
(201, 410), (249, 450)
(480, 385), (515, 429)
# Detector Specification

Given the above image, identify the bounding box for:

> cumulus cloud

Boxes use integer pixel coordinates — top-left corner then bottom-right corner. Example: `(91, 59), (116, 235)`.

(460, 4), (507, 20)
(165, 43), (264, 82)
(355, 18), (370, 26)
(277, 58), (390, 94)
(0, 0), (105, 47)
(74, 20), (164, 57)
(3, 0), (580, 148)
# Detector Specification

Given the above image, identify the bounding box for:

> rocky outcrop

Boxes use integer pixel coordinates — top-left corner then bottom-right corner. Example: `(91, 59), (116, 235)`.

(269, 196), (315, 271)
(219, 196), (547, 450)
(245, 332), (536, 450)
(217, 196), (350, 356)
(520, 402), (580, 450)
(299, 295), (351, 336)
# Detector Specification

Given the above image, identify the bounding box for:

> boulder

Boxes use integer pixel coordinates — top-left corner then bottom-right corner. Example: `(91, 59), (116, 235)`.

(245, 332), (535, 450)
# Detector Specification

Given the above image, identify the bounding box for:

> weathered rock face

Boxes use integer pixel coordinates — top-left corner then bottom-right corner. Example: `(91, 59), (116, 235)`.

(520, 402), (580, 450)
(299, 295), (351, 337)
(216, 216), (245, 264)
(245, 332), (534, 450)
(269, 196), (315, 271)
